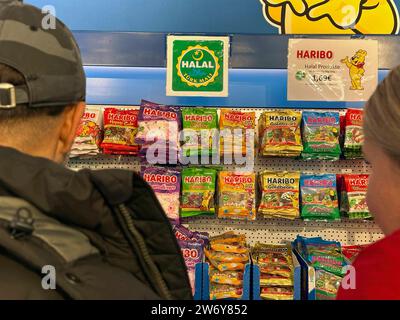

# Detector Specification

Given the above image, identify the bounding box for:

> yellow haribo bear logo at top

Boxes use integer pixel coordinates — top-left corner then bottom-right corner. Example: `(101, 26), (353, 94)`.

(260, 0), (399, 34)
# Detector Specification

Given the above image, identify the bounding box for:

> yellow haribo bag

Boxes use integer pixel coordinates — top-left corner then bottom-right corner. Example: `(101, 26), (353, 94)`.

(218, 171), (256, 220)
(259, 110), (303, 157)
(258, 171), (300, 219)
(220, 110), (255, 159)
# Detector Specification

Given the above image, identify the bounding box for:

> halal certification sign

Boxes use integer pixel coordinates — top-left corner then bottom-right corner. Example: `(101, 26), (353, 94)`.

(167, 36), (229, 97)
(177, 45), (220, 88)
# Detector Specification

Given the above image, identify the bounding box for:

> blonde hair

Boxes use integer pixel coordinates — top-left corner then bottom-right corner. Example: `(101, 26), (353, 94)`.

(364, 67), (400, 161)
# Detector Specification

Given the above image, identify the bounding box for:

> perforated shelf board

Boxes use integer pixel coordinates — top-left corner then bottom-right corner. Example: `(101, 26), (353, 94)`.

(68, 105), (383, 246)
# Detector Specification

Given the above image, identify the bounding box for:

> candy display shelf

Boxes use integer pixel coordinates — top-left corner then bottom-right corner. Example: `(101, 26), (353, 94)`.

(67, 105), (381, 246)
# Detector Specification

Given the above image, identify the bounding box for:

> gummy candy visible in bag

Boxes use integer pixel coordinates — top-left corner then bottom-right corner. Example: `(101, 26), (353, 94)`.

(135, 100), (181, 148)
(219, 110), (256, 159)
(205, 248), (249, 263)
(308, 249), (347, 277)
(71, 106), (103, 158)
(210, 270), (243, 286)
(181, 167), (217, 217)
(181, 108), (218, 157)
(141, 166), (181, 224)
(301, 111), (341, 161)
(260, 286), (294, 300)
(342, 174), (371, 220)
(252, 243), (293, 265)
(210, 231), (246, 245)
(100, 108), (140, 155)
(210, 243), (248, 254)
(258, 171), (300, 220)
(344, 109), (364, 159)
(315, 270), (342, 300)
(259, 273), (293, 287)
(210, 284), (243, 300)
(300, 174), (340, 221)
(218, 172), (256, 221)
(258, 110), (303, 157)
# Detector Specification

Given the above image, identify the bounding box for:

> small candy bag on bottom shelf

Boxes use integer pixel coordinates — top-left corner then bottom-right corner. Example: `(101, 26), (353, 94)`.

(296, 236), (347, 300)
(252, 243), (294, 300)
(300, 174), (340, 221)
(141, 166), (181, 224)
(206, 232), (249, 300)
(315, 269), (343, 300)
(218, 171), (256, 221)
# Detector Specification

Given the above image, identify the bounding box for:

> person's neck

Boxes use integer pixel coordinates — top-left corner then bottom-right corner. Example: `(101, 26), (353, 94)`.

(0, 142), (55, 161)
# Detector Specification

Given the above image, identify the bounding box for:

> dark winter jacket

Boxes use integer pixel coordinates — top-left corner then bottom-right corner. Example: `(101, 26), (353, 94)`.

(0, 147), (192, 300)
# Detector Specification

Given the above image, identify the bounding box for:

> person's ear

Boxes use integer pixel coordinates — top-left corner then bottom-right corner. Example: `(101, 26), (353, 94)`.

(54, 102), (85, 163)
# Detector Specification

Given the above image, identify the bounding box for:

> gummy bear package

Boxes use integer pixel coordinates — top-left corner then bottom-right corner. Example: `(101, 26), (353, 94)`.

(252, 243), (294, 288)
(341, 174), (371, 220)
(71, 106), (103, 158)
(258, 171), (300, 220)
(344, 109), (364, 159)
(301, 111), (341, 160)
(218, 172), (256, 221)
(296, 236), (346, 277)
(181, 108), (218, 158)
(206, 232), (249, 299)
(300, 174), (340, 221)
(181, 167), (217, 217)
(100, 108), (140, 155)
(141, 166), (181, 224)
(135, 100), (181, 157)
(219, 110), (256, 160)
(259, 110), (303, 157)
(315, 269), (343, 300)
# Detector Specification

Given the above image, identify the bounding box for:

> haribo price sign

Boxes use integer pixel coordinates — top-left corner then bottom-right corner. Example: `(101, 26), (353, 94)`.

(287, 38), (378, 102)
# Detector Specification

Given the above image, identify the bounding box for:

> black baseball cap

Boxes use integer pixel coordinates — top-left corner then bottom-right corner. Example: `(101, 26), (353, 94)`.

(0, 0), (86, 109)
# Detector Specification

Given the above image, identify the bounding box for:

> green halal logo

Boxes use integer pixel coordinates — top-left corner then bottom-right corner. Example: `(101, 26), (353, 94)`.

(177, 45), (220, 88)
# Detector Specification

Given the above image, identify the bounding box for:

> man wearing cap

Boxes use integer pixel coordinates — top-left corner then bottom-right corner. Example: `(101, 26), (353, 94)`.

(0, 0), (192, 300)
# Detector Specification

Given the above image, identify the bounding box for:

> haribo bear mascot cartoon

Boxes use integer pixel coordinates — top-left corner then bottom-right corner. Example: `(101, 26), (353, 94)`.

(261, 0), (399, 34)
(341, 49), (368, 90)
